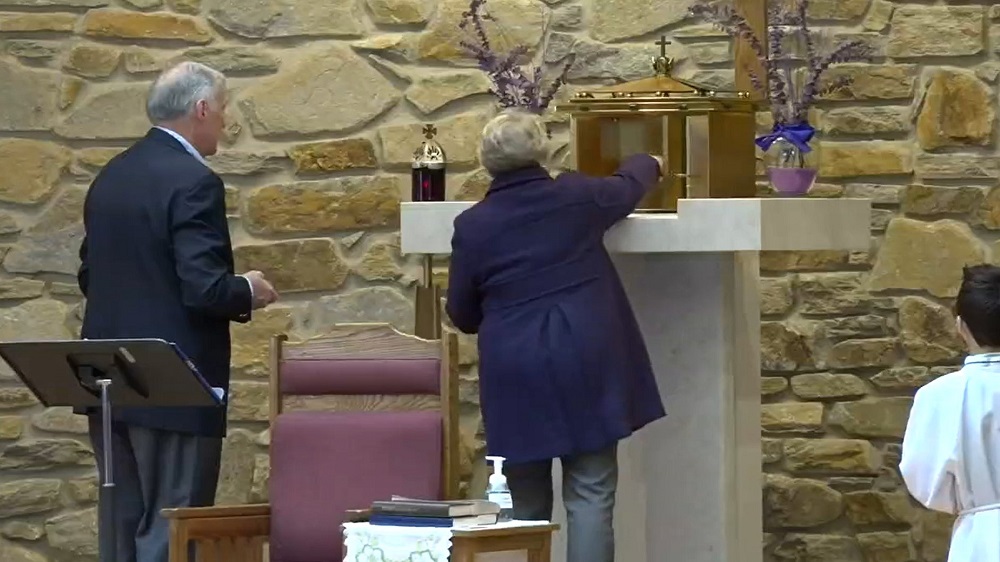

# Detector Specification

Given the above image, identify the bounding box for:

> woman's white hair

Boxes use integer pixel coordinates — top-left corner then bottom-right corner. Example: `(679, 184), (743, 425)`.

(478, 109), (549, 175)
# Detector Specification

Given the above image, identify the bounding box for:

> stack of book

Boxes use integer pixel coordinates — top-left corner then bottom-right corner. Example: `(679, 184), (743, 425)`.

(368, 497), (501, 528)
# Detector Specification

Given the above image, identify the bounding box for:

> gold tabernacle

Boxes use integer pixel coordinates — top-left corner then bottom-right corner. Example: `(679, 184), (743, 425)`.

(554, 36), (759, 212)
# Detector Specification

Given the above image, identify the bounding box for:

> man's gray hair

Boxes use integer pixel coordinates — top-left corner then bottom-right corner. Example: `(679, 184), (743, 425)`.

(479, 109), (549, 175)
(146, 61), (226, 124)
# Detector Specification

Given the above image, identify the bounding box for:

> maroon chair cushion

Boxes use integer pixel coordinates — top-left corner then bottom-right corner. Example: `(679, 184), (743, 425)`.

(269, 410), (443, 562)
(280, 358), (441, 396)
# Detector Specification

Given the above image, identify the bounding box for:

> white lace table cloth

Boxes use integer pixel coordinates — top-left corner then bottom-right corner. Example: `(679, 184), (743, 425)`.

(343, 522), (453, 562)
(343, 521), (551, 562)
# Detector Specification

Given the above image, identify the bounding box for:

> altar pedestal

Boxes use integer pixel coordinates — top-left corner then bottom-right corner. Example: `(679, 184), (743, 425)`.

(400, 198), (871, 562)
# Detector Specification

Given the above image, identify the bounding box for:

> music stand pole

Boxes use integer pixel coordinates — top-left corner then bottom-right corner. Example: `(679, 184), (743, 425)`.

(97, 377), (117, 562)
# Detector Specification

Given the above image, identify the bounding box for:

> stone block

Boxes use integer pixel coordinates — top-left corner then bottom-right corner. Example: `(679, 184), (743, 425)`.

(0, 439), (94, 471)
(898, 297), (965, 364)
(416, 0), (546, 62)
(234, 239), (349, 293)
(869, 218), (985, 298)
(207, 0), (364, 39)
(827, 339), (898, 369)
(366, 0), (433, 24)
(44, 507), (97, 558)
(239, 45), (400, 137)
(0, 60), (61, 132)
(3, 189), (87, 276)
(761, 322), (815, 372)
(902, 184), (984, 216)
(63, 43), (121, 78)
(405, 72), (492, 114)
(773, 534), (862, 562)
(0, 479), (62, 519)
(244, 176), (400, 235)
(287, 139), (377, 175)
(178, 46), (278, 74)
(590, 0), (692, 42)
(797, 272), (869, 316)
(829, 398), (913, 439)
(816, 64), (917, 101)
(917, 69), (995, 150)
(783, 438), (879, 474)
(0, 13), (77, 32)
(844, 491), (918, 526)
(818, 141), (913, 178)
(888, 6), (984, 57)
(379, 113), (488, 168)
(55, 83), (150, 140)
(760, 277), (794, 316)
(764, 474), (843, 529)
(790, 373), (868, 400)
(0, 140), (70, 206)
(81, 9), (212, 43)
(310, 287), (415, 334)
(817, 106), (910, 136)
(761, 403), (824, 433)
(761, 377), (789, 397)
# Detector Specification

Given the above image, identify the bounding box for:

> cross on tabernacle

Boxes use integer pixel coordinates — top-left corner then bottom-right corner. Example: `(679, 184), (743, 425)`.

(423, 124), (437, 139)
(655, 35), (671, 57)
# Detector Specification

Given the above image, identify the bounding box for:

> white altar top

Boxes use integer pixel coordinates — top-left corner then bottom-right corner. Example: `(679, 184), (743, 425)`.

(400, 198), (871, 254)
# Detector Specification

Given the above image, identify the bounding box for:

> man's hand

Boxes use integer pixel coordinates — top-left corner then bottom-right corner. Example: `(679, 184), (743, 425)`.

(244, 270), (279, 309)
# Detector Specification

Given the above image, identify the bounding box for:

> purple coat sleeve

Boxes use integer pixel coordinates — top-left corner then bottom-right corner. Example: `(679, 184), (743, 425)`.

(583, 154), (661, 228)
(445, 218), (483, 334)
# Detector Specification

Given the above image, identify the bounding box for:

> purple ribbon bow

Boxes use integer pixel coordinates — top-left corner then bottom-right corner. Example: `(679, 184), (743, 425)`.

(755, 122), (816, 153)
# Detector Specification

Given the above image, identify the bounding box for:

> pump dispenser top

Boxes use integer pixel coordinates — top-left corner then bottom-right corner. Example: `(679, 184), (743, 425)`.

(487, 456), (506, 486)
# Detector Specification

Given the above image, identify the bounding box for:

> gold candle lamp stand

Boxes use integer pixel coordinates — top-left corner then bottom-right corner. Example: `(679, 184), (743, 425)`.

(554, 36), (761, 212)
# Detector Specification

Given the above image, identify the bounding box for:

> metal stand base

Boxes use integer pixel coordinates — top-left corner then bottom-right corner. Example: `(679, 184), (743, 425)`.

(97, 378), (117, 562)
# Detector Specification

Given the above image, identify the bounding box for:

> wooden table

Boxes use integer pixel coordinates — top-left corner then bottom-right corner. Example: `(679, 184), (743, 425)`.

(450, 522), (559, 562)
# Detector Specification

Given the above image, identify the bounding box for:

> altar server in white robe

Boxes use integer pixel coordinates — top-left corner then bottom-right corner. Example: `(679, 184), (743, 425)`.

(900, 264), (1000, 562)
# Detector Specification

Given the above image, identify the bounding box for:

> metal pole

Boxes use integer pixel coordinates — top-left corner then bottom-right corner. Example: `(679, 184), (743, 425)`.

(414, 254), (442, 339)
(422, 254), (433, 286)
(97, 378), (116, 562)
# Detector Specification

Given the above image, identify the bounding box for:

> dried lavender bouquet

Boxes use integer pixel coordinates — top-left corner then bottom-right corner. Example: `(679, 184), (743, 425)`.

(459, 0), (573, 114)
(688, 0), (873, 155)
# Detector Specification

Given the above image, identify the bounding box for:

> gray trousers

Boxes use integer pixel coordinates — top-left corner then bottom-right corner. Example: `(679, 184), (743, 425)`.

(506, 444), (618, 562)
(88, 416), (222, 562)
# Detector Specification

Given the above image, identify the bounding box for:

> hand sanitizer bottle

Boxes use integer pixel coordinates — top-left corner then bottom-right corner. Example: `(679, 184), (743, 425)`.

(485, 456), (514, 522)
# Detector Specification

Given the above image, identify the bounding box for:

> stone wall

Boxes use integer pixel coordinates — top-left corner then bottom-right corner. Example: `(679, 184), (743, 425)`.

(0, 0), (991, 560)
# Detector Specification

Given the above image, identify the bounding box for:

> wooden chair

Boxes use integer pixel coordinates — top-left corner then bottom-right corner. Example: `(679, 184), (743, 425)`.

(162, 323), (460, 562)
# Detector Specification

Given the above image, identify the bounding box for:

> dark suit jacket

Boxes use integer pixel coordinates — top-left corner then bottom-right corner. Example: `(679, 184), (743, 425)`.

(445, 154), (667, 464)
(77, 127), (252, 438)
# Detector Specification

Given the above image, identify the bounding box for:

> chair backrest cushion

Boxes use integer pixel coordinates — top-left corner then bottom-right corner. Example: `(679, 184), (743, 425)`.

(268, 410), (443, 562)
(280, 358), (442, 396)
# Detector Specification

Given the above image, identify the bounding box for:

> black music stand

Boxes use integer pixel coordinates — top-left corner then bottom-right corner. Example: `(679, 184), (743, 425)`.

(0, 339), (223, 562)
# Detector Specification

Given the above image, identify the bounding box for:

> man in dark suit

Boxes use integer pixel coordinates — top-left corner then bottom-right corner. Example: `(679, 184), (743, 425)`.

(77, 61), (279, 562)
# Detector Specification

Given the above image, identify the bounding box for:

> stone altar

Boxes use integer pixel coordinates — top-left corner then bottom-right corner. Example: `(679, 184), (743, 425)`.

(400, 197), (871, 562)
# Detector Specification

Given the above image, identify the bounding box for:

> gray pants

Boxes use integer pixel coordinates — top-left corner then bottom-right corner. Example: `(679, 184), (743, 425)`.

(506, 444), (618, 562)
(88, 416), (222, 562)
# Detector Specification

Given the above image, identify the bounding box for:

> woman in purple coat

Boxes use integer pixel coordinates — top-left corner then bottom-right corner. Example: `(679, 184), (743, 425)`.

(445, 109), (667, 562)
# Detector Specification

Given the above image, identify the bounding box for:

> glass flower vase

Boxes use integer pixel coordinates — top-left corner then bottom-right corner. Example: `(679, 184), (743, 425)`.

(764, 135), (818, 197)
